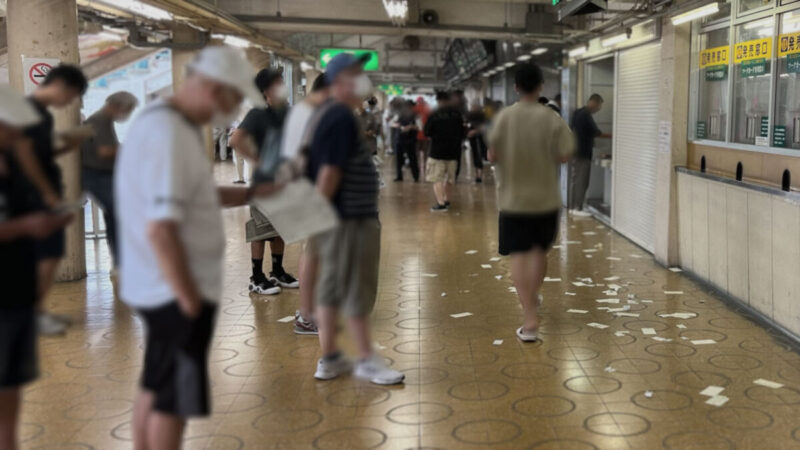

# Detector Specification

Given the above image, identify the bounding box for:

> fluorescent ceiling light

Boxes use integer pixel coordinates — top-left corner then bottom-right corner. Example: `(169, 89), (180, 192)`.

(212, 34), (251, 48)
(602, 33), (629, 48)
(382, 0), (408, 26)
(671, 2), (719, 25)
(504, 62), (515, 68)
(99, 0), (172, 21)
(482, 72), (492, 77)
(568, 46), (586, 57)
(531, 48), (548, 55)
(517, 54), (532, 61)
(495, 65), (505, 71)
(299, 61), (314, 71)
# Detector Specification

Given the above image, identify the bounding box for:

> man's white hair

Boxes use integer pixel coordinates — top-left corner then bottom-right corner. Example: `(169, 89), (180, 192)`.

(105, 91), (139, 109)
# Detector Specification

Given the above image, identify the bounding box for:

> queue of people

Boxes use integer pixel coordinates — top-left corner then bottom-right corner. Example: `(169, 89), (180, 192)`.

(0, 42), (609, 448)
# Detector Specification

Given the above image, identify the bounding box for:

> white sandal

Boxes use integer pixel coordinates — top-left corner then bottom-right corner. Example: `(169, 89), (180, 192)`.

(516, 327), (539, 342)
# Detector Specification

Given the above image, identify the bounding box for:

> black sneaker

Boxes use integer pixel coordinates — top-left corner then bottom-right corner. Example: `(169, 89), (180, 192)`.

(269, 271), (299, 289)
(444, 201), (451, 208)
(249, 275), (281, 295)
(431, 203), (449, 212)
(475, 177), (482, 183)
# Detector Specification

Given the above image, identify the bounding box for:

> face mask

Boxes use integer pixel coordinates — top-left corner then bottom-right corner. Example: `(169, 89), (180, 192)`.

(273, 84), (289, 103)
(354, 74), (373, 99)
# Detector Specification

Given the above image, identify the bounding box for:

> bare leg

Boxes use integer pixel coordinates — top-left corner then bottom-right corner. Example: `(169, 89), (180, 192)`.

(298, 249), (318, 320)
(36, 258), (59, 312)
(347, 316), (372, 360)
(0, 388), (20, 450)
(432, 183), (445, 206)
(442, 181), (451, 203)
(147, 411), (185, 450)
(133, 389), (154, 450)
(317, 306), (339, 356)
(510, 248), (548, 332)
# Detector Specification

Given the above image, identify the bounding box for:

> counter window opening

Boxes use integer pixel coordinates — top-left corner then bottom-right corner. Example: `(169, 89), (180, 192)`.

(783, 169), (792, 190)
(690, 2), (800, 152)
(736, 161), (744, 180)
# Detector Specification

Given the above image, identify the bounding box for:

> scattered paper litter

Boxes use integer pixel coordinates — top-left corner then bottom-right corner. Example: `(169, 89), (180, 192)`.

(644, 391), (654, 398)
(587, 322), (609, 329)
(582, 248), (598, 253)
(615, 312), (640, 318)
(664, 290), (684, 295)
(586, 255), (594, 258)
(705, 395), (729, 407)
(640, 299), (653, 303)
(606, 306), (631, 312)
(421, 273), (438, 278)
(493, 339), (504, 346)
(583, 231), (597, 236)
(450, 312), (473, 318)
(606, 257), (622, 261)
(552, 245), (563, 249)
(564, 240), (582, 245)
(627, 300), (639, 304)
(544, 277), (562, 282)
(441, 292), (447, 297)
(565, 292), (577, 296)
(489, 257), (501, 262)
(641, 328), (657, 335)
(614, 331), (630, 337)
(508, 287), (517, 293)
(465, 250), (478, 255)
(602, 289), (618, 296)
(652, 336), (672, 342)
(604, 276), (620, 281)
(604, 366), (617, 373)
(573, 282), (592, 287)
(754, 379), (784, 389)
(481, 264), (492, 269)
(596, 298), (620, 304)
(659, 312), (697, 319)
(676, 324), (687, 329)
(700, 386), (725, 397)
(608, 284), (622, 291)
(277, 316), (295, 323)
(691, 339), (716, 345)
(495, 275), (503, 280)
(567, 309), (589, 314)
(669, 267), (683, 273)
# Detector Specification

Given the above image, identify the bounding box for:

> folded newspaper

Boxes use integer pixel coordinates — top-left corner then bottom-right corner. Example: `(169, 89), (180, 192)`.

(250, 178), (339, 244)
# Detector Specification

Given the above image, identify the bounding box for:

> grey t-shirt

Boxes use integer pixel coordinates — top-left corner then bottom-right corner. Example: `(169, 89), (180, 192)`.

(82, 111), (119, 172)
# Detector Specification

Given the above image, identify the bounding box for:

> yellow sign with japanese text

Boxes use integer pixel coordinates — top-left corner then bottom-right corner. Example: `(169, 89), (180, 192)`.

(700, 45), (730, 68)
(778, 32), (800, 57)
(734, 37), (772, 63)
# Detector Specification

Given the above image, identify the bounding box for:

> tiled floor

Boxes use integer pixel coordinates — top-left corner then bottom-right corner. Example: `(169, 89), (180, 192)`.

(20, 160), (800, 449)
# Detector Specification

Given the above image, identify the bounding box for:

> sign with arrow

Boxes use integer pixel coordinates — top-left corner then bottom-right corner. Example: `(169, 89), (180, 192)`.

(319, 48), (379, 71)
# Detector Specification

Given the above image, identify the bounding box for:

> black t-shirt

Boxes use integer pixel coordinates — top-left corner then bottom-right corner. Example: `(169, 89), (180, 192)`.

(238, 105), (288, 182)
(0, 153), (37, 310)
(570, 107), (601, 160)
(424, 106), (465, 161)
(466, 110), (486, 130)
(24, 98), (61, 197)
(397, 113), (417, 145)
(307, 101), (379, 219)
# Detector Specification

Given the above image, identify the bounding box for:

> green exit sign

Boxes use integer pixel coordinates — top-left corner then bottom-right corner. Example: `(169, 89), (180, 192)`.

(319, 48), (379, 71)
(553, 0), (562, 5)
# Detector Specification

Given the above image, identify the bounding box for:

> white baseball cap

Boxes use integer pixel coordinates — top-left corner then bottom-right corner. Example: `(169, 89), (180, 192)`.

(0, 84), (40, 128)
(187, 46), (264, 106)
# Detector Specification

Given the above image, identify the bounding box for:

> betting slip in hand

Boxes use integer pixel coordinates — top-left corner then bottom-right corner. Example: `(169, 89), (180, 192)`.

(250, 178), (340, 244)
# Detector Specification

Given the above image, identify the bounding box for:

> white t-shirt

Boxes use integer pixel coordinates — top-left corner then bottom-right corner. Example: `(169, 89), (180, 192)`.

(115, 100), (225, 308)
(280, 100), (315, 159)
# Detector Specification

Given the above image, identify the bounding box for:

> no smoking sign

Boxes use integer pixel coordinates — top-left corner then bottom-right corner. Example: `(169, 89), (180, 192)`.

(22, 57), (61, 94)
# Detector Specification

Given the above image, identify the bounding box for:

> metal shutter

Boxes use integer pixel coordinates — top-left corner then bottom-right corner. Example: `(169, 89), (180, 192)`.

(612, 43), (662, 252)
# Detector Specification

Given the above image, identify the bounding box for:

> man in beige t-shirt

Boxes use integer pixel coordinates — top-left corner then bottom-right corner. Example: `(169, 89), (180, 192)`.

(488, 62), (574, 343)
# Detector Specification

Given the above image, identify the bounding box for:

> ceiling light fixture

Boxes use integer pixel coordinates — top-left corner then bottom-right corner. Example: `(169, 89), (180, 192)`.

(568, 46), (586, 57)
(212, 34), (251, 48)
(382, 0), (409, 26)
(531, 48), (548, 55)
(671, 2), (719, 25)
(601, 33), (629, 48)
(517, 54), (532, 61)
(99, 0), (172, 21)
(504, 62), (515, 68)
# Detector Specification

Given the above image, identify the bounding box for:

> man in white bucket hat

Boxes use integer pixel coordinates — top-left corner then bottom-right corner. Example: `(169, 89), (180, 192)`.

(115, 46), (270, 449)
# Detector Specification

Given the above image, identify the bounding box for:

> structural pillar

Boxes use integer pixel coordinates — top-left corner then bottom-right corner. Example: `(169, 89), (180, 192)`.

(7, 0), (85, 281)
(654, 19), (691, 266)
(303, 68), (321, 95)
(171, 24), (215, 160)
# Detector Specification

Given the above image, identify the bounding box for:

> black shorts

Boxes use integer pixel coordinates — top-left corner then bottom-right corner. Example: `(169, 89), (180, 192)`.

(35, 228), (65, 260)
(138, 301), (217, 417)
(0, 307), (38, 388)
(498, 210), (560, 256)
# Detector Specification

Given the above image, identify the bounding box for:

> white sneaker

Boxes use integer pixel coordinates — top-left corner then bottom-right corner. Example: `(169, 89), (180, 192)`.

(538, 294), (544, 307)
(516, 327), (538, 342)
(354, 355), (405, 385)
(38, 313), (67, 336)
(571, 210), (592, 218)
(314, 354), (353, 380)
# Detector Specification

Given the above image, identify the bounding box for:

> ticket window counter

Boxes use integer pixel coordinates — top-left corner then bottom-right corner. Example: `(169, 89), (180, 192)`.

(583, 57), (615, 219)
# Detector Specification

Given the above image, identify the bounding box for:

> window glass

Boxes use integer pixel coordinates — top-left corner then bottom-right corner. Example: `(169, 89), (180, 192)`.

(732, 18), (774, 145)
(702, 1), (732, 25)
(696, 29), (730, 141)
(775, 12), (800, 149)
(739, 0), (773, 14)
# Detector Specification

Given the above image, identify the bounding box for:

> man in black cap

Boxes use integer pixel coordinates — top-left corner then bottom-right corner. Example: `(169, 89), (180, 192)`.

(230, 68), (299, 296)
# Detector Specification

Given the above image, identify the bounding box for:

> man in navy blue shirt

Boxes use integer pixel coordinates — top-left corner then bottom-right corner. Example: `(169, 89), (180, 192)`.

(568, 93), (605, 215)
(306, 53), (404, 386)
